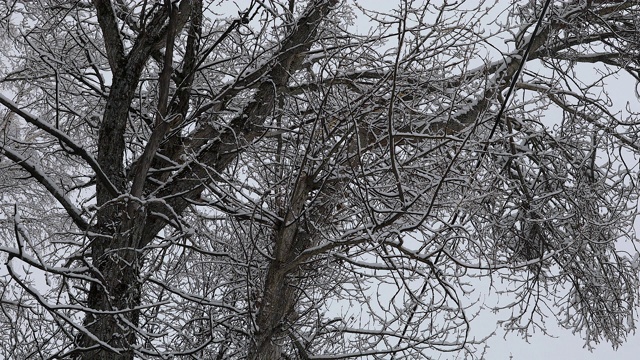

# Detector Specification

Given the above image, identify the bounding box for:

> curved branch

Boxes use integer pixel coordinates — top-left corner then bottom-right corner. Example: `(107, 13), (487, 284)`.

(0, 146), (89, 230)
(0, 94), (120, 197)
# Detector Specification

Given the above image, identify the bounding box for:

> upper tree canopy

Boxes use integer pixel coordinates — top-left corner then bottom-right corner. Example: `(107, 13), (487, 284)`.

(0, 0), (639, 359)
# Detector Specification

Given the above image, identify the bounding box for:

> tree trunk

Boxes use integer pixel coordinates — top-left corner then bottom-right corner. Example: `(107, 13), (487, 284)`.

(249, 173), (312, 359)
(79, 246), (141, 360)
(251, 264), (298, 359)
(78, 208), (147, 360)
(80, 2), (171, 357)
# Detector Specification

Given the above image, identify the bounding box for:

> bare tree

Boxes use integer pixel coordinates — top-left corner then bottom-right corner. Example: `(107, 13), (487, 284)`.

(1, 0), (639, 359)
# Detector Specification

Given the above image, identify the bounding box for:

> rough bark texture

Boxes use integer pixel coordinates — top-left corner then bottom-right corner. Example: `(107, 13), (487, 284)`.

(249, 173), (312, 359)
(79, 209), (146, 360)
(79, 1), (171, 359)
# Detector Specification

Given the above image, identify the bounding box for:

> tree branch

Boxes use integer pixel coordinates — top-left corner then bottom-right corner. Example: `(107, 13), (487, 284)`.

(0, 94), (119, 197)
(0, 146), (89, 230)
(91, 0), (126, 71)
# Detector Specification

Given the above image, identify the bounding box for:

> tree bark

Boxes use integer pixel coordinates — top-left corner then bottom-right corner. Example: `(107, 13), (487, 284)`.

(78, 2), (173, 359)
(78, 209), (146, 360)
(249, 173), (312, 359)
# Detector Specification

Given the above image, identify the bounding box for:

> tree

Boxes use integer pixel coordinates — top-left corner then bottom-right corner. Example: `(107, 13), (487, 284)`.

(0, 0), (639, 358)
